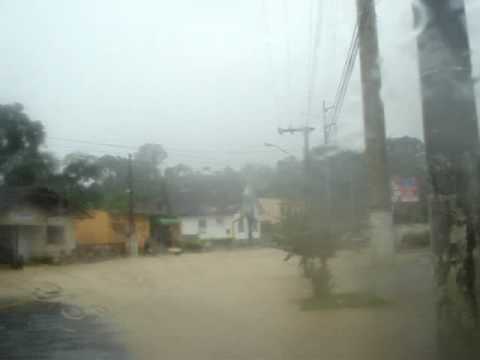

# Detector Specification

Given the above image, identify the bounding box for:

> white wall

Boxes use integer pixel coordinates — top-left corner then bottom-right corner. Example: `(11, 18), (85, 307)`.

(181, 215), (234, 241)
(45, 217), (76, 257)
(180, 206), (262, 242)
(0, 206), (76, 261)
(231, 212), (261, 241)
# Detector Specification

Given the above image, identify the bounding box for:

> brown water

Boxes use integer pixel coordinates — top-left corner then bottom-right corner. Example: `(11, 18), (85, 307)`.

(0, 248), (436, 360)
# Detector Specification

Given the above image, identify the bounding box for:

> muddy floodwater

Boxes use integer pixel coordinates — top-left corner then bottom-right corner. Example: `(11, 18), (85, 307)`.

(0, 248), (435, 360)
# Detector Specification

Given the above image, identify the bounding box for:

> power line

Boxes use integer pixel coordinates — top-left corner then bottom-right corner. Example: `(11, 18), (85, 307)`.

(48, 136), (273, 155)
(326, 0), (381, 143)
(49, 136), (136, 150)
(45, 143), (281, 171)
(305, 0), (325, 125)
(261, 0), (283, 128)
(46, 144), (239, 168)
(282, 0), (293, 124)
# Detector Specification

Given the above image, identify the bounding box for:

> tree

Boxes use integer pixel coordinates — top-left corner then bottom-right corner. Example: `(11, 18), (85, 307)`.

(0, 103), (45, 165)
(93, 155), (131, 211)
(241, 164), (275, 197)
(164, 165), (245, 212)
(386, 136), (426, 177)
(276, 146), (370, 298)
(0, 103), (47, 185)
(56, 145), (169, 212)
(134, 143), (167, 167)
(4, 152), (58, 187)
(51, 153), (103, 210)
(63, 153), (100, 185)
(133, 144), (168, 204)
(270, 156), (303, 200)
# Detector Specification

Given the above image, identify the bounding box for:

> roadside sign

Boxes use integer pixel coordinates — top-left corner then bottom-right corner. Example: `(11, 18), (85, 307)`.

(391, 177), (419, 203)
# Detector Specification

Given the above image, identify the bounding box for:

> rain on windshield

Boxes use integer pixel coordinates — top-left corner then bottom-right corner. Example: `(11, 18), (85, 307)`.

(1, 1), (480, 359)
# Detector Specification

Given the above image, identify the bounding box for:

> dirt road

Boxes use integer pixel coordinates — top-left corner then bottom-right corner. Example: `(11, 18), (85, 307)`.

(0, 248), (436, 360)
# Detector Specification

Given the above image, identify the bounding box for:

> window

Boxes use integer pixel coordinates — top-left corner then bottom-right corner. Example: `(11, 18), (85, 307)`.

(252, 220), (258, 232)
(238, 218), (244, 233)
(47, 226), (65, 245)
(198, 218), (207, 234)
(216, 217), (223, 225)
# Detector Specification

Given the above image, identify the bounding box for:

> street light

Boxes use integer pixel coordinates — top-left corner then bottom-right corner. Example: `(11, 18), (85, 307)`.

(264, 142), (292, 156)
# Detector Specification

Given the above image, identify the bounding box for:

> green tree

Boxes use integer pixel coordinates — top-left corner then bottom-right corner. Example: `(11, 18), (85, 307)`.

(51, 153), (102, 210)
(133, 143), (168, 204)
(0, 103), (45, 167)
(4, 152), (58, 186)
(0, 103), (48, 185)
(277, 146), (370, 298)
(270, 156), (303, 200)
(241, 164), (275, 197)
(165, 165), (245, 211)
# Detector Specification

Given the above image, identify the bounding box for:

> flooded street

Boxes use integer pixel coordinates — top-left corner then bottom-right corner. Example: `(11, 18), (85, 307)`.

(0, 302), (129, 360)
(0, 248), (435, 360)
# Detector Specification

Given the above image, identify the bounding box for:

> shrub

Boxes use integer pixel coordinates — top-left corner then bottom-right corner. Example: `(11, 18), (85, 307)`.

(401, 230), (430, 248)
(181, 238), (206, 252)
(311, 263), (333, 298)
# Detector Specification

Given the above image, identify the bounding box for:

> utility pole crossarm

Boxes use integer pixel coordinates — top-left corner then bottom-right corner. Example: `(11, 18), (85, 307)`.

(278, 126), (315, 207)
(278, 126), (315, 135)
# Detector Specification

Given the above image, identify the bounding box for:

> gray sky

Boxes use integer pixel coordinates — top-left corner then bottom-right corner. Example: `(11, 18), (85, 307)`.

(1, 0), (479, 170)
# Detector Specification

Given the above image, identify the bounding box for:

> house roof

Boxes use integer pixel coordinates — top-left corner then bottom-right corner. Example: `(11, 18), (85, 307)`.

(107, 200), (167, 217)
(174, 203), (241, 217)
(168, 191), (241, 217)
(0, 186), (76, 216)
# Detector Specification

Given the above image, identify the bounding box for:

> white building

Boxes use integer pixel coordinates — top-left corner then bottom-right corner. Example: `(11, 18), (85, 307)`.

(180, 206), (261, 243)
(0, 187), (77, 265)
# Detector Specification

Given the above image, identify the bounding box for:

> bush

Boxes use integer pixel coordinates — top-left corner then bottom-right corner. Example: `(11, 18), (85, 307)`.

(181, 238), (206, 252)
(311, 263), (333, 298)
(401, 230), (430, 249)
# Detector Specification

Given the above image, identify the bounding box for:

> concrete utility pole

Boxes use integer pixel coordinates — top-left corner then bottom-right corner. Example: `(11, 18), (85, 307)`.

(278, 126), (315, 176)
(127, 153), (138, 256)
(356, 0), (395, 259)
(415, 0), (479, 347)
(321, 102), (335, 226)
(322, 101), (335, 145)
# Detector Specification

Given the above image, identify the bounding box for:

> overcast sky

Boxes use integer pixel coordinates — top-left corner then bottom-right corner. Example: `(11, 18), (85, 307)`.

(1, 0), (479, 170)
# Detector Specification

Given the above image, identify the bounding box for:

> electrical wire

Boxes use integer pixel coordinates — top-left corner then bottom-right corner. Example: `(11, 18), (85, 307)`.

(261, 0), (284, 129)
(46, 144), (238, 169)
(282, 0), (293, 126)
(327, 0), (381, 144)
(48, 137), (273, 155)
(305, 0), (324, 125)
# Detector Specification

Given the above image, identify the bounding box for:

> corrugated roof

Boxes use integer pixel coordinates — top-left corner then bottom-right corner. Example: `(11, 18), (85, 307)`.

(168, 191), (241, 217)
(0, 186), (72, 215)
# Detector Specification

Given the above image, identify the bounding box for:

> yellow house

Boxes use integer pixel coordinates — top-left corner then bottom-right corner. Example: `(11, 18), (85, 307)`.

(258, 198), (304, 224)
(74, 210), (150, 252)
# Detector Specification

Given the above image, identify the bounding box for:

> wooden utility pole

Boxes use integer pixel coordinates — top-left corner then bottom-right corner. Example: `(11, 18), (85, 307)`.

(415, 0), (480, 350)
(356, 0), (395, 258)
(127, 153), (137, 256)
(278, 126), (315, 203)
